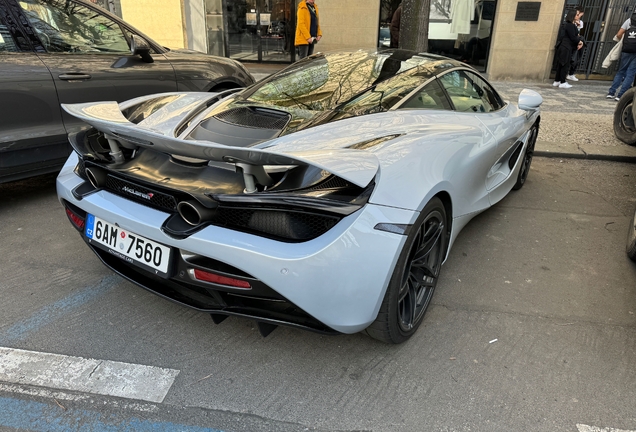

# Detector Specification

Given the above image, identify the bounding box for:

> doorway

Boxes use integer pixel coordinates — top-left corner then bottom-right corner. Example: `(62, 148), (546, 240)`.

(222, 0), (295, 62)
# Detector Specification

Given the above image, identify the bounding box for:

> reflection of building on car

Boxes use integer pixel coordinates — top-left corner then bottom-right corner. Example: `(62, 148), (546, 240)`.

(0, 0), (254, 184)
(57, 49), (542, 344)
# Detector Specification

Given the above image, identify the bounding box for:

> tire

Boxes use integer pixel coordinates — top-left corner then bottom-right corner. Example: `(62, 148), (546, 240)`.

(365, 197), (448, 344)
(512, 122), (539, 191)
(626, 205), (636, 262)
(613, 87), (636, 146)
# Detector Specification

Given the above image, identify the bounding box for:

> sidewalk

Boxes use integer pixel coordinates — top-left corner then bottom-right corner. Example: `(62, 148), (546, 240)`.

(494, 79), (636, 163)
(244, 63), (636, 163)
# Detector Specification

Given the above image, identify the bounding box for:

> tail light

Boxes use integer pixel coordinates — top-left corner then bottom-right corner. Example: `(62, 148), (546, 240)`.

(64, 203), (86, 232)
(189, 269), (251, 289)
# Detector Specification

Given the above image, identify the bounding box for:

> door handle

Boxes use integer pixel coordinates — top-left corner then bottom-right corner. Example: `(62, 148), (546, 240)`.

(59, 73), (92, 80)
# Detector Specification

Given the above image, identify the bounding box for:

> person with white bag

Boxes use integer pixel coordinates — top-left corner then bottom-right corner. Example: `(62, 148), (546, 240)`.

(606, 12), (636, 100)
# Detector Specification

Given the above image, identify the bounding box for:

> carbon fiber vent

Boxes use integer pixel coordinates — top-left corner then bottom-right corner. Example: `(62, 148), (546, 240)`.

(214, 107), (290, 130)
(216, 208), (339, 241)
(75, 158), (87, 179)
(102, 174), (341, 242)
(308, 176), (350, 191)
(106, 175), (178, 211)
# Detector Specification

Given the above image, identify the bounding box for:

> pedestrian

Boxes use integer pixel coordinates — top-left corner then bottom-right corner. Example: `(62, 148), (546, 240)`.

(553, 10), (583, 89)
(295, 0), (321, 60)
(607, 11), (636, 101)
(390, 4), (402, 48)
(566, 6), (585, 82)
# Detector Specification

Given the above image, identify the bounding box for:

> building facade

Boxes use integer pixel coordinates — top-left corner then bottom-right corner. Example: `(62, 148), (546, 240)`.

(112, 0), (632, 81)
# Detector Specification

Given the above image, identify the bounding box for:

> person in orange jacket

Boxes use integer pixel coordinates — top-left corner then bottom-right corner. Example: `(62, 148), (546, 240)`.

(295, 0), (322, 60)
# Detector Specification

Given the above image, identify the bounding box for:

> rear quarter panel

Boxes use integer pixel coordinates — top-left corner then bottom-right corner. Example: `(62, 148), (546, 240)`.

(266, 110), (496, 218)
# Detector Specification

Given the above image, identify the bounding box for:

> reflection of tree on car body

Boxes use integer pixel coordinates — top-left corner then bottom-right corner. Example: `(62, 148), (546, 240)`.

(22, 0), (128, 52)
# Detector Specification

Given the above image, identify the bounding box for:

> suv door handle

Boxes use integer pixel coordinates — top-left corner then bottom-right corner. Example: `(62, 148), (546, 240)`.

(59, 73), (92, 80)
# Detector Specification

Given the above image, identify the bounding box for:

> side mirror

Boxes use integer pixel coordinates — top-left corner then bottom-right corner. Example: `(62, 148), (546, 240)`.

(130, 34), (153, 63)
(518, 89), (542, 111)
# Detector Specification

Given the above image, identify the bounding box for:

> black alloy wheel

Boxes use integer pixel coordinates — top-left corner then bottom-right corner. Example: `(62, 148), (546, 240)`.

(613, 87), (636, 146)
(366, 197), (448, 344)
(397, 211), (444, 331)
(512, 122), (539, 191)
(626, 205), (636, 262)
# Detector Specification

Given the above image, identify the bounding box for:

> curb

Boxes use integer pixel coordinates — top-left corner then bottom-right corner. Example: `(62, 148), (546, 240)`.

(535, 151), (636, 163)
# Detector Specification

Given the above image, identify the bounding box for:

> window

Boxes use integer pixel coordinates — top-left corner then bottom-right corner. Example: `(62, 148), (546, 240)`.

(0, 24), (19, 52)
(399, 79), (453, 111)
(243, 51), (441, 112)
(439, 70), (503, 113)
(18, 0), (129, 53)
(464, 71), (504, 111)
(0, 11), (19, 52)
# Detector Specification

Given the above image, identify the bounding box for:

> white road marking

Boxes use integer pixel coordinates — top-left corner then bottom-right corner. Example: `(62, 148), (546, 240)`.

(0, 383), (159, 412)
(0, 347), (179, 403)
(577, 424), (636, 432)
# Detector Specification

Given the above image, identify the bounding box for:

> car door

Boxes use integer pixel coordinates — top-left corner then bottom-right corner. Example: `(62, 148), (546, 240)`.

(452, 70), (527, 203)
(434, 70), (502, 212)
(438, 69), (520, 203)
(0, 0), (67, 183)
(13, 0), (178, 136)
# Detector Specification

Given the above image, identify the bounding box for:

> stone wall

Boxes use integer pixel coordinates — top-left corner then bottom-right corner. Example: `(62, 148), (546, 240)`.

(488, 0), (564, 81)
(119, 0), (187, 49)
(308, 0), (380, 53)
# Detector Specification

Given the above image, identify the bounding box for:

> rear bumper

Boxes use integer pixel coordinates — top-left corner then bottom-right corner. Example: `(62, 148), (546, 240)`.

(86, 239), (340, 334)
(57, 153), (417, 334)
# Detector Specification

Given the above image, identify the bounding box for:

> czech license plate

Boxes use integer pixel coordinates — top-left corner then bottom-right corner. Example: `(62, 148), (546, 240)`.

(85, 214), (171, 277)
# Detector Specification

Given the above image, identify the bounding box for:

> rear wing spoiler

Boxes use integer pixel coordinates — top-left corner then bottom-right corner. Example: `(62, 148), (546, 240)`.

(62, 100), (379, 189)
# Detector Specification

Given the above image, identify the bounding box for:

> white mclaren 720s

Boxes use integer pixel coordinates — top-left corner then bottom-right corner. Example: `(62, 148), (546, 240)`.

(57, 49), (542, 343)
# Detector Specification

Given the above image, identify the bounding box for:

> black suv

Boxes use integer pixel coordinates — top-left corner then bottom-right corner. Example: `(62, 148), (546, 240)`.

(0, 0), (255, 183)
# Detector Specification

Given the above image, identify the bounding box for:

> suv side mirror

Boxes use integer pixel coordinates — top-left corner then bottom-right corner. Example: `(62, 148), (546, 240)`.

(130, 34), (153, 63)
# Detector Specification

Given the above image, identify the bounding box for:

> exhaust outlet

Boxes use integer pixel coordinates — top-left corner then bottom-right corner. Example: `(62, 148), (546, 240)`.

(178, 201), (218, 226)
(85, 167), (108, 189)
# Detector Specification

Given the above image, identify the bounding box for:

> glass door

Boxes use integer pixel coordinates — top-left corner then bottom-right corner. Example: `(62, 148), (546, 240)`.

(205, 0), (225, 56)
(223, 0), (294, 62)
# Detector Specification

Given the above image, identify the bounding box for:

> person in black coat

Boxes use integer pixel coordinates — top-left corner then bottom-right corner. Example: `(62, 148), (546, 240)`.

(554, 10), (583, 88)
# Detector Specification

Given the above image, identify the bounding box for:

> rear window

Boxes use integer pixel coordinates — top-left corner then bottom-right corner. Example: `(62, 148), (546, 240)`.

(239, 50), (447, 112)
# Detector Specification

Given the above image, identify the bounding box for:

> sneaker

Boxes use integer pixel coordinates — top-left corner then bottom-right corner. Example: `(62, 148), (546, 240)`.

(615, 96), (621, 101)
(566, 74), (579, 81)
(558, 82), (573, 89)
(607, 94), (616, 99)
(553, 81), (560, 87)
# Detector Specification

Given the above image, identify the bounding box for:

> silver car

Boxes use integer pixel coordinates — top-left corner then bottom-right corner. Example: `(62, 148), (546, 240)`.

(57, 50), (542, 343)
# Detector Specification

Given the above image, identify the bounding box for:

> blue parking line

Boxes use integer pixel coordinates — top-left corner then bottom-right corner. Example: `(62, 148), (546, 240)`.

(0, 397), (224, 432)
(0, 275), (120, 345)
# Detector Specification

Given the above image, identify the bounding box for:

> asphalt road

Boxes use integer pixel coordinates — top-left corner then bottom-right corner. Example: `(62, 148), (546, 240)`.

(0, 158), (635, 432)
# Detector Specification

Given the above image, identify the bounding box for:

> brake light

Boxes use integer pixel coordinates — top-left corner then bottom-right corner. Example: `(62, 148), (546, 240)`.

(65, 207), (85, 231)
(192, 269), (251, 289)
